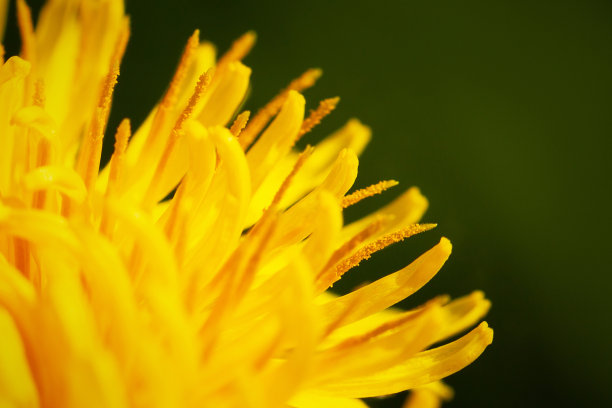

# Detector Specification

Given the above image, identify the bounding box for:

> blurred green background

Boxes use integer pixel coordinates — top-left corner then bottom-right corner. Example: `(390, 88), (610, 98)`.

(6, 0), (612, 406)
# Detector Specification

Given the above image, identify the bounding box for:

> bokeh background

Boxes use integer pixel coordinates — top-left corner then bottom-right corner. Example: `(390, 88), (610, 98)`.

(5, 0), (611, 406)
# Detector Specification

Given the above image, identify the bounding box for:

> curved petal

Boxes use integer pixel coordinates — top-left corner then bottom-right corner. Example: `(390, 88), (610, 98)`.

(314, 322), (493, 398)
(318, 238), (452, 328)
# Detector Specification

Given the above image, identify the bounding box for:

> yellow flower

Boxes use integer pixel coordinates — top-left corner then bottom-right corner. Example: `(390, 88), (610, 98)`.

(0, 1), (493, 407)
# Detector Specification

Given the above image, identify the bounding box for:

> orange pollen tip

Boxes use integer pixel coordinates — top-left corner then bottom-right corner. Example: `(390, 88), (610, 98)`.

(334, 223), (437, 279)
(174, 71), (211, 133)
(113, 119), (131, 155)
(342, 180), (399, 208)
(230, 111), (250, 137)
(218, 31), (257, 67)
(104, 119), (131, 202)
(239, 68), (322, 150)
(162, 29), (200, 109)
(289, 68), (323, 91)
(317, 219), (385, 281)
(297, 96), (340, 140)
(98, 67), (119, 110)
(97, 23), (129, 110)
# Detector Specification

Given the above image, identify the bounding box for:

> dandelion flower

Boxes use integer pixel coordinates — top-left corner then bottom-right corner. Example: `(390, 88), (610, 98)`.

(0, 1), (493, 407)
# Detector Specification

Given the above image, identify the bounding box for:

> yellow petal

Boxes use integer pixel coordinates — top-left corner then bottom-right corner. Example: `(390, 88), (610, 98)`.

(177, 42), (217, 109)
(326, 290), (491, 350)
(269, 149), (358, 250)
(245, 119), (371, 226)
(435, 290), (492, 342)
(318, 238), (452, 328)
(22, 166), (87, 203)
(0, 57), (29, 194)
(302, 191), (343, 272)
(11, 105), (57, 140)
(341, 186), (429, 242)
(0, 308), (39, 408)
(198, 61), (251, 126)
(35, 0), (125, 158)
(258, 254), (317, 407)
(280, 119), (371, 207)
(155, 119), (216, 231)
(104, 201), (199, 382)
(315, 301), (445, 382)
(35, 248), (129, 408)
(315, 322), (493, 398)
(246, 90), (305, 191)
(183, 126), (251, 282)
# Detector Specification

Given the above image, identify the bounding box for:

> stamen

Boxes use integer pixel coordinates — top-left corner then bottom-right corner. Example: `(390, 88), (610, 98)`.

(75, 20), (130, 195)
(77, 55), (121, 191)
(337, 224), (437, 277)
(295, 97), (339, 142)
(249, 146), (313, 238)
(143, 72), (211, 206)
(342, 180), (399, 208)
(239, 68), (323, 150)
(98, 18), (130, 116)
(114, 119), (131, 156)
(214, 31), (256, 80)
(98, 61), (119, 112)
(106, 119), (131, 197)
(145, 30), (199, 146)
(162, 30), (200, 111)
(230, 111), (250, 137)
(100, 120), (131, 237)
(173, 71), (211, 133)
(271, 145), (313, 207)
(318, 223), (437, 290)
(201, 213), (277, 359)
(317, 218), (385, 282)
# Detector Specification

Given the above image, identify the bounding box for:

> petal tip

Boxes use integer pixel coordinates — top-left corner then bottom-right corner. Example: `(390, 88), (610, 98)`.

(477, 321), (494, 345)
(439, 237), (452, 254)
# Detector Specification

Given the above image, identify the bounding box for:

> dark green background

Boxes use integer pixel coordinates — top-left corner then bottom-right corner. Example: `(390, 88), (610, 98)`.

(6, 0), (612, 406)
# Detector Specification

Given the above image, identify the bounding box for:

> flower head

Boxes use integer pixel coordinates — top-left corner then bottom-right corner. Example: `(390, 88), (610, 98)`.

(0, 1), (492, 407)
